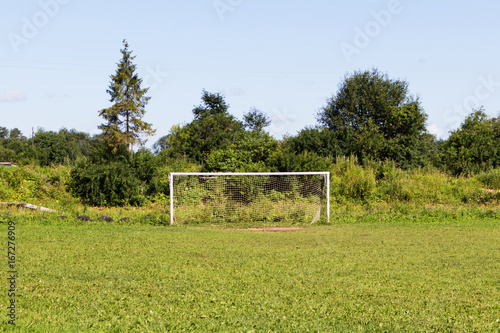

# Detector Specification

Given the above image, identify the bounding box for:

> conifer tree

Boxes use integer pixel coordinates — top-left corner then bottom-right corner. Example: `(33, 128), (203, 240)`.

(99, 40), (155, 152)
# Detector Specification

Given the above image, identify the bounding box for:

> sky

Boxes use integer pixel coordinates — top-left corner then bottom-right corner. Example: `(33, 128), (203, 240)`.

(1, 0), (500, 147)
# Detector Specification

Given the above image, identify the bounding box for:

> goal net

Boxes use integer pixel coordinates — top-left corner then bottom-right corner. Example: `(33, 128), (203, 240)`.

(169, 172), (330, 225)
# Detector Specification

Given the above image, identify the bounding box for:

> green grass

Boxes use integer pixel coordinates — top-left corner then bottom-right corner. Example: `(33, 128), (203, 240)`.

(1, 217), (499, 332)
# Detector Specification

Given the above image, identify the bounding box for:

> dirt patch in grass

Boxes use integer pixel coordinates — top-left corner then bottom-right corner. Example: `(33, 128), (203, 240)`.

(226, 227), (305, 232)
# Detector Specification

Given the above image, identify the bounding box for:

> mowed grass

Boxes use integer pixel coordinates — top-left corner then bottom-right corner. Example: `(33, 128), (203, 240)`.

(1, 219), (500, 332)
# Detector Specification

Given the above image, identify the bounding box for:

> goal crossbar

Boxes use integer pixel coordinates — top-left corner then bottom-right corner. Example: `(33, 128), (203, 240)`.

(169, 172), (330, 225)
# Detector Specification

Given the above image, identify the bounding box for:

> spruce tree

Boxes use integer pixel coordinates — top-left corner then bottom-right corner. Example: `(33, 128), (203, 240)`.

(99, 39), (155, 152)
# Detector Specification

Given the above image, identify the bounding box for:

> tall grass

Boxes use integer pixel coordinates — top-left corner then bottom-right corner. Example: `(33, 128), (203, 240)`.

(331, 156), (376, 202)
(476, 168), (500, 190)
(329, 157), (500, 207)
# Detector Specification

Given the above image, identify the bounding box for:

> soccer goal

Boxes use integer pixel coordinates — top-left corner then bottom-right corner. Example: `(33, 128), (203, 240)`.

(169, 172), (330, 225)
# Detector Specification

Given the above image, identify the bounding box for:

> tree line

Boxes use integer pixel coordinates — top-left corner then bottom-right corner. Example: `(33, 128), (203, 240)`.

(1, 41), (499, 206)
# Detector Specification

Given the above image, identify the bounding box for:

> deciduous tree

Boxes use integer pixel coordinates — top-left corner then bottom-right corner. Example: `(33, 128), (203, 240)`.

(243, 108), (271, 132)
(317, 69), (428, 167)
(166, 90), (244, 162)
(439, 109), (500, 175)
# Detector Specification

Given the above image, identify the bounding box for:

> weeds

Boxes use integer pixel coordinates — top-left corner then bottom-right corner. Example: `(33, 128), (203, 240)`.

(476, 168), (500, 190)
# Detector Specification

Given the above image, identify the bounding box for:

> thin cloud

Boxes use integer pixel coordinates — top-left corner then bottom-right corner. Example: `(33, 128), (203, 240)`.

(0, 89), (27, 103)
(220, 87), (246, 97)
(46, 92), (71, 99)
(428, 123), (447, 139)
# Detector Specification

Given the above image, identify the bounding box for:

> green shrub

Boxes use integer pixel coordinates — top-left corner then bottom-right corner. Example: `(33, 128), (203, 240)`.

(438, 110), (500, 176)
(69, 161), (144, 206)
(268, 149), (333, 172)
(460, 187), (500, 204)
(203, 148), (248, 172)
(0, 165), (73, 203)
(331, 156), (376, 202)
(372, 165), (413, 202)
(0, 146), (16, 162)
(365, 159), (398, 181)
(378, 178), (413, 202)
(476, 168), (500, 190)
(148, 155), (200, 198)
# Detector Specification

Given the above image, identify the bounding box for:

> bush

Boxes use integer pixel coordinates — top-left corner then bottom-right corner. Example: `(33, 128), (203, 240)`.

(369, 161), (413, 202)
(439, 110), (500, 176)
(476, 168), (500, 190)
(69, 161), (144, 206)
(331, 156), (376, 202)
(203, 148), (249, 172)
(377, 177), (413, 202)
(0, 146), (16, 162)
(365, 159), (398, 181)
(0, 165), (73, 203)
(268, 149), (333, 172)
(285, 126), (345, 158)
(131, 149), (157, 182)
(147, 154), (200, 198)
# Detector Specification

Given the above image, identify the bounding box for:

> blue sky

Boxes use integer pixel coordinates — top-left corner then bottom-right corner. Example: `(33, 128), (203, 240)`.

(1, 0), (500, 147)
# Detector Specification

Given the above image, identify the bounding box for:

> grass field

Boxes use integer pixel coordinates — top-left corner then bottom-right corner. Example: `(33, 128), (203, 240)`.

(1, 216), (500, 332)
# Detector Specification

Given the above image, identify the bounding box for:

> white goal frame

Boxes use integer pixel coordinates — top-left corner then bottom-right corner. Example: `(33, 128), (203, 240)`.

(169, 172), (330, 225)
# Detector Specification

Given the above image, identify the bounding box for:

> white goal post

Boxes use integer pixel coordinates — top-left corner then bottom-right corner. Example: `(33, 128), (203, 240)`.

(169, 172), (330, 225)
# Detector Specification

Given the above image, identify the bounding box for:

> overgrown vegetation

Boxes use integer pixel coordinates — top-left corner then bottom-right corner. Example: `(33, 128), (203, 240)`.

(1, 160), (500, 222)
(0, 164), (75, 207)
(2, 64), (500, 209)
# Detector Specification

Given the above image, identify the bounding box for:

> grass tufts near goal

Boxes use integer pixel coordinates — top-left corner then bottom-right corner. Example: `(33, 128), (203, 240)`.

(169, 172), (330, 225)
